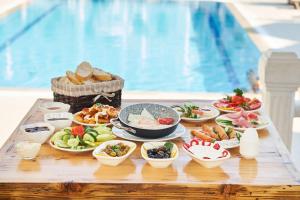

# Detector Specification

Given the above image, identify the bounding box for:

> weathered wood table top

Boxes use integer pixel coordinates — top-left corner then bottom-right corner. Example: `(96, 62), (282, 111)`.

(0, 99), (299, 199)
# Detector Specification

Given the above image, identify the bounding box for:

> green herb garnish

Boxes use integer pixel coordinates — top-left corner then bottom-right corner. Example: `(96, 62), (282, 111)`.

(233, 88), (243, 96)
(164, 142), (173, 151)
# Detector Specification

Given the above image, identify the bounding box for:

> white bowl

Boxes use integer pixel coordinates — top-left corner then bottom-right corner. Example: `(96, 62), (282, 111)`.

(141, 142), (178, 168)
(44, 112), (73, 131)
(92, 140), (136, 166)
(16, 141), (41, 160)
(39, 102), (70, 114)
(20, 122), (55, 144)
(182, 139), (230, 168)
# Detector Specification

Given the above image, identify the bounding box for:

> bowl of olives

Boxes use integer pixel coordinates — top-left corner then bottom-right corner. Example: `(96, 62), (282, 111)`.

(141, 142), (178, 168)
(92, 140), (136, 166)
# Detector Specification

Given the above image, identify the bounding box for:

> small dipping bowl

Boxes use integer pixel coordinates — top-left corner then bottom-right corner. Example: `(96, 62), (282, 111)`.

(16, 141), (41, 160)
(92, 140), (136, 166)
(44, 112), (73, 131)
(20, 122), (55, 144)
(39, 102), (70, 114)
(141, 142), (178, 168)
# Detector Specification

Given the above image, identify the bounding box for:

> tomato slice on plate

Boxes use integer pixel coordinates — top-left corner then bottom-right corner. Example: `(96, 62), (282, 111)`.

(158, 118), (174, 125)
(72, 125), (85, 137)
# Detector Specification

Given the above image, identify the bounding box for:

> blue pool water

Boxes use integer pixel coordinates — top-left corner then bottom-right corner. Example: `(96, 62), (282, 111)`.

(0, 0), (260, 92)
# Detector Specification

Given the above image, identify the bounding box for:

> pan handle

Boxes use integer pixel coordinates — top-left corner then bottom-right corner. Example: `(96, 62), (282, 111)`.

(110, 118), (136, 134)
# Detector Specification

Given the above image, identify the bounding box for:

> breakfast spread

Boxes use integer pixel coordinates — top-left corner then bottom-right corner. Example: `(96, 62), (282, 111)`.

(128, 108), (175, 129)
(146, 142), (174, 159)
(213, 88), (261, 112)
(183, 138), (230, 168)
(24, 126), (50, 133)
(74, 104), (118, 125)
(50, 125), (116, 151)
(216, 109), (269, 130)
(191, 125), (240, 141)
(39, 102), (70, 113)
(20, 122), (55, 144)
(16, 141), (41, 160)
(100, 142), (130, 157)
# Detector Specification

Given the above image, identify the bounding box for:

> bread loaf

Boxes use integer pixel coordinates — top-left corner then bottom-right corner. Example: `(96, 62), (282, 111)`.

(75, 61), (93, 81)
(93, 68), (112, 81)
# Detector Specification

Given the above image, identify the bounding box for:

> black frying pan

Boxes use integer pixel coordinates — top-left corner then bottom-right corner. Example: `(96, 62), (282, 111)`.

(110, 103), (180, 139)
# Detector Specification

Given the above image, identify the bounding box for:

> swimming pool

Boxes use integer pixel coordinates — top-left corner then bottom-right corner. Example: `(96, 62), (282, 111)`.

(0, 0), (260, 92)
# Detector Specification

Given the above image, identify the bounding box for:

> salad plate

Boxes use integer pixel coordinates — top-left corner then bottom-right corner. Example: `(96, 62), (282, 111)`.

(49, 125), (116, 153)
(212, 88), (262, 113)
(112, 123), (186, 142)
(215, 110), (269, 131)
(172, 103), (220, 122)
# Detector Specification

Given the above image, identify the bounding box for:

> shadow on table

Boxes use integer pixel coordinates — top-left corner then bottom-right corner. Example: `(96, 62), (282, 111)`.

(183, 160), (229, 182)
(18, 159), (41, 172)
(93, 159), (136, 180)
(141, 163), (178, 181)
(239, 158), (258, 181)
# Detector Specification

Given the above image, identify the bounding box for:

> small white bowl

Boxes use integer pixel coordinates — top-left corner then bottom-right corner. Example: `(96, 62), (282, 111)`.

(141, 142), (178, 168)
(20, 122), (55, 144)
(16, 141), (41, 160)
(39, 102), (70, 114)
(92, 140), (136, 166)
(182, 138), (230, 168)
(44, 112), (73, 131)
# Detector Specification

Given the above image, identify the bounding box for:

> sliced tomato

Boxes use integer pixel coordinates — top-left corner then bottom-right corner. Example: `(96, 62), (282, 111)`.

(248, 99), (261, 110)
(158, 118), (174, 125)
(247, 112), (258, 120)
(231, 95), (245, 105)
(72, 125), (85, 137)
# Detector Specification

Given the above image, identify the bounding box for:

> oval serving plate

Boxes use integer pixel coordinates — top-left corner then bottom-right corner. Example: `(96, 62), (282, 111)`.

(49, 140), (96, 153)
(215, 114), (269, 131)
(174, 105), (220, 122)
(212, 100), (261, 113)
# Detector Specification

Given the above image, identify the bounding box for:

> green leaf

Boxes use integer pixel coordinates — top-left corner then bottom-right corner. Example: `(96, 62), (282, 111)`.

(164, 142), (173, 151)
(233, 88), (243, 96)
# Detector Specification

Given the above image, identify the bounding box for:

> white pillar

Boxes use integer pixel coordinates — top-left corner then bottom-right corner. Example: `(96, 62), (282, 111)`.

(259, 51), (300, 151)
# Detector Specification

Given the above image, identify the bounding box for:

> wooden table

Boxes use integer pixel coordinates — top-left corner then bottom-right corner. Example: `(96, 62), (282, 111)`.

(0, 99), (300, 199)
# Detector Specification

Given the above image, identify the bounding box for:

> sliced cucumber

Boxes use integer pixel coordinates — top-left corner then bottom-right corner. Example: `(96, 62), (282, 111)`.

(51, 131), (68, 142)
(84, 141), (97, 147)
(96, 133), (116, 142)
(54, 139), (69, 148)
(67, 138), (79, 147)
(83, 133), (95, 142)
(62, 134), (70, 144)
(87, 130), (98, 138)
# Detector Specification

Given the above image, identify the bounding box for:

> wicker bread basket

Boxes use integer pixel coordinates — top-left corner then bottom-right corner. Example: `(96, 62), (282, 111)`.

(51, 73), (124, 113)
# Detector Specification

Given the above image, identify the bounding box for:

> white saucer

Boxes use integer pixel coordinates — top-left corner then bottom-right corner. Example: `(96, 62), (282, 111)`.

(112, 124), (186, 142)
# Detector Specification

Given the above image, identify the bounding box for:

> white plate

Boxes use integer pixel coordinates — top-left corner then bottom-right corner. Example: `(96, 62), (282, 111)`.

(49, 140), (96, 153)
(215, 114), (269, 131)
(112, 124), (186, 142)
(212, 100), (261, 113)
(73, 111), (112, 127)
(217, 138), (240, 149)
(174, 105), (220, 122)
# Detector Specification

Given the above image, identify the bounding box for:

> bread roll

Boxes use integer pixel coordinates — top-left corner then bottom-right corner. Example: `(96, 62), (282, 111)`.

(66, 71), (83, 85)
(93, 68), (112, 81)
(58, 76), (72, 85)
(75, 61), (93, 81)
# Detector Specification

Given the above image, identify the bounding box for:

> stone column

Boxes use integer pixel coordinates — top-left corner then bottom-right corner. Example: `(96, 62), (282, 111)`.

(259, 51), (300, 151)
